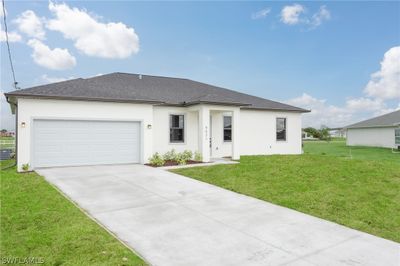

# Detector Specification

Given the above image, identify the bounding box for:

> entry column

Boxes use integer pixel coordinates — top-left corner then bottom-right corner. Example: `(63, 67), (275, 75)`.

(232, 107), (240, 160)
(198, 106), (210, 162)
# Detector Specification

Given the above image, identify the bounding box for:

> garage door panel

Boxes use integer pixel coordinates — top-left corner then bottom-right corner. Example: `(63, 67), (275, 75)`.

(33, 120), (141, 168)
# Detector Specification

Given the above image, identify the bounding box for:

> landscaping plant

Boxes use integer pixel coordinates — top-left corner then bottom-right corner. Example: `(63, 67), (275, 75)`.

(176, 150), (193, 165)
(194, 151), (202, 162)
(163, 149), (178, 161)
(149, 153), (165, 166)
(22, 163), (29, 171)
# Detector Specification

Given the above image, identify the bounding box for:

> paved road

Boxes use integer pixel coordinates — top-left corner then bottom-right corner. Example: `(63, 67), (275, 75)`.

(37, 164), (400, 266)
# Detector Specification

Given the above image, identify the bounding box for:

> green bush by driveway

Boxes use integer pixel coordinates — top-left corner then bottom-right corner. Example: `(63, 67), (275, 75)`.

(172, 142), (400, 242)
(0, 161), (146, 266)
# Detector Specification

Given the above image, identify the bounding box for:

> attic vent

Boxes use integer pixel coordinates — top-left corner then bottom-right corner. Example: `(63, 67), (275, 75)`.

(138, 74), (142, 80)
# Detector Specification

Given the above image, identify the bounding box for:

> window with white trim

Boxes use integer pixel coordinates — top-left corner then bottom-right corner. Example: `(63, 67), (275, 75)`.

(170, 114), (184, 143)
(223, 116), (232, 142)
(276, 118), (287, 141)
(395, 128), (400, 145)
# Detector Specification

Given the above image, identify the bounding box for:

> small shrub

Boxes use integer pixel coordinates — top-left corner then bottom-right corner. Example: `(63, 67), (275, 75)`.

(149, 153), (165, 166)
(182, 150), (193, 161)
(163, 149), (178, 161)
(176, 153), (187, 165)
(175, 150), (193, 165)
(194, 151), (202, 162)
(22, 163), (30, 171)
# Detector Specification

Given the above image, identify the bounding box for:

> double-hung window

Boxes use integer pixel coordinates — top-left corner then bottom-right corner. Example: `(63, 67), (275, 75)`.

(223, 116), (232, 142)
(395, 128), (400, 145)
(170, 114), (184, 143)
(276, 118), (287, 141)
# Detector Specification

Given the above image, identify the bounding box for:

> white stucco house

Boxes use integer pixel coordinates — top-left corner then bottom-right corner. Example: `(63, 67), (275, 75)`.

(5, 73), (309, 172)
(346, 110), (400, 149)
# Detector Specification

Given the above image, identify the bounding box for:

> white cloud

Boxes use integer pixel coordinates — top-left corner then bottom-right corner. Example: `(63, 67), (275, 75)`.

(286, 93), (400, 128)
(310, 5), (330, 28)
(46, 2), (139, 59)
(286, 93), (397, 128)
(0, 6), (6, 17)
(345, 97), (384, 112)
(364, 46), (400, 100)
(14, 10), (45, 40)
(27, 39), (76, 70)
(40, 74), (75, 83)
(373, 104), (400, 117)
(280, 4), (330, 29)
(286, 93), (352, 127)
(0, 25), (22, 42)
(251, 8), (271, 20)
(280, 4), (305, 25)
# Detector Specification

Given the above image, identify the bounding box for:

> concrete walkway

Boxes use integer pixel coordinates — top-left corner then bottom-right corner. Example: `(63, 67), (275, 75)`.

(37, 165), (399, 266)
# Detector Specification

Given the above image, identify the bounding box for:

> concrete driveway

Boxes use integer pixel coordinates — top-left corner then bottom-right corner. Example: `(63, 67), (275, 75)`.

(37, 164), (399, 266)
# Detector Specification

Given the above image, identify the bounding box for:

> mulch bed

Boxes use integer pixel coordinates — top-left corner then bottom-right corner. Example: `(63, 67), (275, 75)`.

(146, 160), (203, 167)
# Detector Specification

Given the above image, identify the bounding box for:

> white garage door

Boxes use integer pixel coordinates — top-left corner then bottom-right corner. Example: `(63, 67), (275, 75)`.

(33, 120), (141, 168)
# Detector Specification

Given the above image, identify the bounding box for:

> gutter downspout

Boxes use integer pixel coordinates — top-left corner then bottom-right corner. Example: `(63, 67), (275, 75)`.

(2, 97), (17, 170)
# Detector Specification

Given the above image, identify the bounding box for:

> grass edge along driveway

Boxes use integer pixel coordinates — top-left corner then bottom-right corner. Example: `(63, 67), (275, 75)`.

(172, 144), (400, 243)
(1, 162), (147, 266)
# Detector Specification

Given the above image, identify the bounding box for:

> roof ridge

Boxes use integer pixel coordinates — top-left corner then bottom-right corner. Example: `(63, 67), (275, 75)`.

(111, 72), (190, 81)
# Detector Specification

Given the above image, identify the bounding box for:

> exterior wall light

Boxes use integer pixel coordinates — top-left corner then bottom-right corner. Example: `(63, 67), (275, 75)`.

(147, 124), (152, 129)
(21, 122), (26, 128)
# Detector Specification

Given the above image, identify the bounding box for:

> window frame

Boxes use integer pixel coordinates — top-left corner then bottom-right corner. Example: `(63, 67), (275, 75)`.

(223, 116), (232, 143)
(169, 114), (185, 144)
(276, 117), (287, 142)
(395, 128), (400, 145)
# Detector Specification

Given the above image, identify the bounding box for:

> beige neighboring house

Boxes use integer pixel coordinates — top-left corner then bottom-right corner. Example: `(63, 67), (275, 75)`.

(346, 110), (400, 149)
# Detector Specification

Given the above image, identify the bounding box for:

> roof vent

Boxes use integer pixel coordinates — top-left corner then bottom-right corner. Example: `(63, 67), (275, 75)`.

(138, 74), (142, 80)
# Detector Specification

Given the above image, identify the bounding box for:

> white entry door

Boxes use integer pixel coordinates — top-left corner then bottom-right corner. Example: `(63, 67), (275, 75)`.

(32, 120), (141, 168)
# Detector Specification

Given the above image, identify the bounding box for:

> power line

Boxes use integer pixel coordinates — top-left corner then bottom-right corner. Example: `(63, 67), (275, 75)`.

(2, 0), (19, 90)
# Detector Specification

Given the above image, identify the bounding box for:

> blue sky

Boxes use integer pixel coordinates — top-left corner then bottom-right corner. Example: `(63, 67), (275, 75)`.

(1, 1), (399, 130)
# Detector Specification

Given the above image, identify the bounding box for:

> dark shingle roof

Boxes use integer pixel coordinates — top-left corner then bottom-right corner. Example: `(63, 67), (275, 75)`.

(5, 72), (308, 112)
(346, 110), (400, 129)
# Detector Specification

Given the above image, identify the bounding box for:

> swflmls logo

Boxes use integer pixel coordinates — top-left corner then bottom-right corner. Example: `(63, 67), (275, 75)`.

(1, 257), (44, 264)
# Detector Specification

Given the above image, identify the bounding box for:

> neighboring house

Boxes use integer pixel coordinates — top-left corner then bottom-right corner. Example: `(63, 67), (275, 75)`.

(0, 131), (15, 137)
(302, 131), (318, 140)
(5, 73), (309, 171)
(346, 110), (400, 149)
(329, 128), (346, 138)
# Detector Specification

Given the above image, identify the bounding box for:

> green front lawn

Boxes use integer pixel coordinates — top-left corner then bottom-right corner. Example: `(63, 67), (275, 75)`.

(0, 161), (146, 265)
(0, 136), (15, 140)
(172, 141), (400, 242)
(304, 139), (400, 162)
(0, 137), (15, 150)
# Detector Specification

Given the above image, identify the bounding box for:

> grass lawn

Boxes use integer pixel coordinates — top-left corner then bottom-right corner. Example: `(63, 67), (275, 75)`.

(0, 136), (15, 150)
(0, 136), (15, 140)
(172, 141), (400, 242)
(0, 161), (146, 266)
(304, 139), (400, 162)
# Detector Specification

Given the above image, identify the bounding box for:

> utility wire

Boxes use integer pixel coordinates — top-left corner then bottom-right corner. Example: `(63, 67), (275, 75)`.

(2, 0), (19, 89)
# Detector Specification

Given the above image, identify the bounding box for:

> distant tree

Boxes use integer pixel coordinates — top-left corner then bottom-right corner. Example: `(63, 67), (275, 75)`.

(304, 127), (319, 138)
(1, 129), (7, 133)
(319, 128), (331, 141)
(303, 127), (331, 140)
